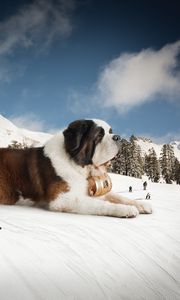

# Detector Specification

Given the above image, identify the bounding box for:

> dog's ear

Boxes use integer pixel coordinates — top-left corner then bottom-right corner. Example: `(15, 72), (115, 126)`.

(63, 120), (89, 152)
(63, 120), (95, 166)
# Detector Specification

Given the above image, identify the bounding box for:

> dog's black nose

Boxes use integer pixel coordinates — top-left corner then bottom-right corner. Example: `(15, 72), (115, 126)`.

(112, 135), (121, 141)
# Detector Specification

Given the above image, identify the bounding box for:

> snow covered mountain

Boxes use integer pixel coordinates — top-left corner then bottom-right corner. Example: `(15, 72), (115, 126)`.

(0, 115), (51, 147)
(136, 136), (180, 160)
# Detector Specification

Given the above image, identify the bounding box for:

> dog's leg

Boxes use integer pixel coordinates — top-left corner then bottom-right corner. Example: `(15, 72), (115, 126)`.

(0, 187), (19, 205)
(49, 193), (139, 218)
(104, 192), (152, 214)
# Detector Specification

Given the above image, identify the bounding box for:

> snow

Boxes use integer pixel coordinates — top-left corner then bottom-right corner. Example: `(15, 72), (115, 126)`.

(0, 115), (51, 147)
(1, 174), (180, 300)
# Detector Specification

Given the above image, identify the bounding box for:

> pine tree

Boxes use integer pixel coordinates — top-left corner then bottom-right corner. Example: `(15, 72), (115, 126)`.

(111, 136), (144, 178)
(160, 144), (175, 184)
(145, 153), (150, 176)
(129, 136), (144, 178)
(174, 158), (180, 185)
(111, 138), (131, 175)
(145, 148), (160, 182)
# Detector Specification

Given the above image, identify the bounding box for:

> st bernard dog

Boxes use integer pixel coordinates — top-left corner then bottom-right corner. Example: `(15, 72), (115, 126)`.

(0, 119), (152, 217)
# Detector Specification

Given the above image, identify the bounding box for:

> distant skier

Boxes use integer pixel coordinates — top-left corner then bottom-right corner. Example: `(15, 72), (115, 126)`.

(129, 186), (132, 192)
(143, 181), (147, 190)
(146, 193), (151, 200)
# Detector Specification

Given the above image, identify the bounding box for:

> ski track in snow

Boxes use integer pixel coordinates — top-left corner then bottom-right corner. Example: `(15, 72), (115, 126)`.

(0, 174), (180, 300)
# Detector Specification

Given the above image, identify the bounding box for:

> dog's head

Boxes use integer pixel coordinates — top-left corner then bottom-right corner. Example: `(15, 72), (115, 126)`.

(63, 119), (121, 167)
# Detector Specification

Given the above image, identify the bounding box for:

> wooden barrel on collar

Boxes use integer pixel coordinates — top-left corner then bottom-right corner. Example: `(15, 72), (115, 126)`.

(88, 174), (112, 197)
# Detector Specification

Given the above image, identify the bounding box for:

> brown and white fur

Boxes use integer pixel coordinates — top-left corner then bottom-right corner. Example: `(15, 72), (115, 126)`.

(0, 119), (152, 218)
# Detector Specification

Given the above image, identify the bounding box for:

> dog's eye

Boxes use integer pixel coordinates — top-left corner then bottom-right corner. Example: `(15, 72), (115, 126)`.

(98, 133), (104, 139)
(109, 128), (113, 134)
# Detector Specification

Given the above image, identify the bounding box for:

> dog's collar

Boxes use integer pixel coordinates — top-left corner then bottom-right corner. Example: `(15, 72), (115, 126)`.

(88, 173), (112, 197)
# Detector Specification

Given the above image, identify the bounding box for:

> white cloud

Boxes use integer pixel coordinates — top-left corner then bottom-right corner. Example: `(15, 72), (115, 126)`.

(97, 40), (180, 113)
(10, 113), (46, 131)
(0, 0), (75, 83)
(0, 0), (75, 56)
(10, 113), (61, 133)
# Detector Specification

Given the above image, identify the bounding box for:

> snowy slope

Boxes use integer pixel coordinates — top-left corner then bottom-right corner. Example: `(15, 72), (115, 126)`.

(137, 136), (180, 160)
(0, 174), (180, 300)
(0, 115), (51, 147)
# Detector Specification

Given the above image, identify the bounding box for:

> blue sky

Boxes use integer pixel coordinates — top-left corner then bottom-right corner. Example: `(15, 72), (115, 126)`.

(0, 0), (180, 142)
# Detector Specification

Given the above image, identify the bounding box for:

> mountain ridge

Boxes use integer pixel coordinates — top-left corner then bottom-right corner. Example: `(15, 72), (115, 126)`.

(136, 136), (180, 160)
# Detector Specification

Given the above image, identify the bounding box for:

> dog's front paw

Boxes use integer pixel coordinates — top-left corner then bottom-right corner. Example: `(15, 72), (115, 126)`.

(123, 205), (139, 218)
(136, 200), (153, 214)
